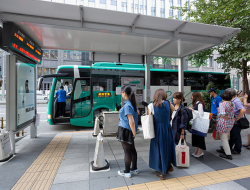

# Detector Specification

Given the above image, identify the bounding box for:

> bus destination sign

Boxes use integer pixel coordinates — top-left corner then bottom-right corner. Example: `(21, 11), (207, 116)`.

(2, 23), (43, 64)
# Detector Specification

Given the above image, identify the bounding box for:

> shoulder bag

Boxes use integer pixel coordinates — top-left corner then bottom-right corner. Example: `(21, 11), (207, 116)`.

(238, 115), (250, 129)
(141, 104), (155, 139)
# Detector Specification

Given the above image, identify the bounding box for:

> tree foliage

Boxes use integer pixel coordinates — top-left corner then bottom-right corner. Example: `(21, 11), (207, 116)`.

(153, 57), (173, 65)
(173, 0), (250, 92)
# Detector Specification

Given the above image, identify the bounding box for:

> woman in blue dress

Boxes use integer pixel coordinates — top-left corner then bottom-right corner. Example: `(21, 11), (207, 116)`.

(117, 86), (139, 178)
(148, 89), (176, 180)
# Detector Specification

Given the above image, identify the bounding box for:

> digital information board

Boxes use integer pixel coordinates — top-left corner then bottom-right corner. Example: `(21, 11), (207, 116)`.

(2, 23), (43, 64)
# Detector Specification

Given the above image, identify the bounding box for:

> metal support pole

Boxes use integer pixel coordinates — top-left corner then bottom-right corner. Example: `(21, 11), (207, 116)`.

(30, 122), (37, 138)
(145, 55), (151, 103)
(178, 57), (184, 92)
(10, 131), (15, 154)
(2, 51), (6, 100)
(1, 117), (3, 129)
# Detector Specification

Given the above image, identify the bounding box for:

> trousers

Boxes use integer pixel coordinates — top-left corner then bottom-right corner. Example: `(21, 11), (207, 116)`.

(229, 124), (242, 153)
(219, 132), (231, 155)
(57, 102), (66, 116)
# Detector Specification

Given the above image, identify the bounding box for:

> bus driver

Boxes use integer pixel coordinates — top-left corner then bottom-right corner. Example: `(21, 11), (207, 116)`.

(64, 81), (73, 95)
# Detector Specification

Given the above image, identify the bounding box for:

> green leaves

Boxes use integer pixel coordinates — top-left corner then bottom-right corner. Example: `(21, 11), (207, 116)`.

(173, 0), (250, 90)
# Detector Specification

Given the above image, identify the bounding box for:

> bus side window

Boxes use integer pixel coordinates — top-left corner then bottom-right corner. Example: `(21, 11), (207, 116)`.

(54, 79), (61, 95)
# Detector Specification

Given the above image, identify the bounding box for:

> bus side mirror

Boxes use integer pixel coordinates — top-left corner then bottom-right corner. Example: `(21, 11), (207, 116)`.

(38, 77), (43, 91)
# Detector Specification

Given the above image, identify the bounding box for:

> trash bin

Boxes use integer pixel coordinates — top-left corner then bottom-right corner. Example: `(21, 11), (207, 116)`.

(0, 129), (13, 162)
(102, 111), (119, 136)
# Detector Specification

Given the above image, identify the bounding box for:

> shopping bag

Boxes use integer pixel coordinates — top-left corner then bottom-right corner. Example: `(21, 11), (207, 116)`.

(190, 111), (210, 137)
(141, 114), (155, 139)
(175, 139), (190, 168)
(212, 130), (220, 140)
(212, 130), (230, 140)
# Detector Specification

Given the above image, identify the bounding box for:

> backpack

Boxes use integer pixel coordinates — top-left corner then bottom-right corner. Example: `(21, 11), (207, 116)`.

(180, 107), (193, 130)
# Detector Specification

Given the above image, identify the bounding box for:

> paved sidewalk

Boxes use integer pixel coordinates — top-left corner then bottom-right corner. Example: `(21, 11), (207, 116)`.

(1, 128), (250, 190)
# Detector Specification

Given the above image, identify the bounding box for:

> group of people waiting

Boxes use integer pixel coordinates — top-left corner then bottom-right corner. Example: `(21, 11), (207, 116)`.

(116, 86), (250, 180)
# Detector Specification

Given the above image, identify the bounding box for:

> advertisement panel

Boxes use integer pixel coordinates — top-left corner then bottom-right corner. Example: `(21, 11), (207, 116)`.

(149, 86), (192, 107)
(121, 77), (144, 108)
(16, 63), (36, 129)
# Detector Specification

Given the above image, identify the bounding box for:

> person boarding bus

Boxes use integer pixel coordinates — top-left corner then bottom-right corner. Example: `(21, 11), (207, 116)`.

(55, 86), (66, 117)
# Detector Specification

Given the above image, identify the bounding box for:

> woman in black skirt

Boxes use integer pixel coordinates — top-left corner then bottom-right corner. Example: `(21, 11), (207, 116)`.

(117, 86), (138, 178)
(189, 91), (206, 158)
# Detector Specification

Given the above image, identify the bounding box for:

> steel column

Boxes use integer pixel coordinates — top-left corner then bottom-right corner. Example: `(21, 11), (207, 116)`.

(178, 57), (184, 92)
(145, 55), (151, 103)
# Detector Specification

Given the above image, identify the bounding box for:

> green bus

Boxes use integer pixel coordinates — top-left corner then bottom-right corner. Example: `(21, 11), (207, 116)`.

(39, 62), (230, 127)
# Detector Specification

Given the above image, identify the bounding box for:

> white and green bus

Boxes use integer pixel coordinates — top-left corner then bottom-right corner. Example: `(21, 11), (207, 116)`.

(39, 62), (230, 127)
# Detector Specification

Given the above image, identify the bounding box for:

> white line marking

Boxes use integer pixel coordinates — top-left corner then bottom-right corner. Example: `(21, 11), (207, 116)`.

(41, 120), (47, 121)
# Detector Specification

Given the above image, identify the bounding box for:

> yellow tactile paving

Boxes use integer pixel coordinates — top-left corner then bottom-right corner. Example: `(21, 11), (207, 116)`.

(108, 164), (250, 190)
(11, 135), (71, 190)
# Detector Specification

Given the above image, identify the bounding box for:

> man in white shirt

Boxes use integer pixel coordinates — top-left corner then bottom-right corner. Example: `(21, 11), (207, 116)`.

(64, 81), (72, 95)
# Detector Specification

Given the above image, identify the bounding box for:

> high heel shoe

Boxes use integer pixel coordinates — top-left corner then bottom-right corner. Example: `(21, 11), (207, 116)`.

(191, 153), (197, 157)
(193, 152), (204, 158)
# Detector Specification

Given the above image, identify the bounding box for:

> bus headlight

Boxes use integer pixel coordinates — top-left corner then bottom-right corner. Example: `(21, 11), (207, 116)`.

(47, 115), (51, 119)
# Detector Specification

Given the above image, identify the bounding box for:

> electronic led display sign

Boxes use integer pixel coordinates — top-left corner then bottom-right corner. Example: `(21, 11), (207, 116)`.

(2, 23), (43, 64)
(97, 92), (111, 97)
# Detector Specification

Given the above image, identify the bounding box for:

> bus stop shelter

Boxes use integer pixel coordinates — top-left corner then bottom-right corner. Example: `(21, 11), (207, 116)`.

(0, 0), (240, 103)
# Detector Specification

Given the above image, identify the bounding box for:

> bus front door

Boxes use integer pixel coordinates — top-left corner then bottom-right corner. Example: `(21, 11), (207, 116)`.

(70, 78), (93, 127)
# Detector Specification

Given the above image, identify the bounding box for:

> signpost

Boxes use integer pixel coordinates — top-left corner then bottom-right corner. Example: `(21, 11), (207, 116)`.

(0, 22), (43, 155)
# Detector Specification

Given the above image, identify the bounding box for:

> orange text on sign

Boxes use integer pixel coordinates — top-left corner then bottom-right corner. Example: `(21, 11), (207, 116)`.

(14, 33), (23, 42)
(12, 43), (41, 63)
(27, 43), (34, 50)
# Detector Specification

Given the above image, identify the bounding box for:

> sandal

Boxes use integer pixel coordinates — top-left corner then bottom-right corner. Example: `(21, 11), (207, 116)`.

(243, 144), (250, 147)
(155, 171), (165, 180)
(167, 164), (174, 172)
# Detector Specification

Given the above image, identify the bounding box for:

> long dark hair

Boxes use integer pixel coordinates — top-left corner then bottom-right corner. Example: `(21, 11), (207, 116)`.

(246, 90), (250, 103)
(192, 91), (206, 108)
(122, 86), (137, 111)
(153, 89), (167, 107)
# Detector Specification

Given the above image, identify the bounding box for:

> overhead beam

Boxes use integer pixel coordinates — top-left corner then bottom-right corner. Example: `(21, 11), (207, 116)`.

(148, 38), (177, 55)
(222, 30), (240, 42)
(174, 22), (187, 38)
(131, 13), (140, 33)
(149, 22), (187, 55)
(79, 5), (84, 27)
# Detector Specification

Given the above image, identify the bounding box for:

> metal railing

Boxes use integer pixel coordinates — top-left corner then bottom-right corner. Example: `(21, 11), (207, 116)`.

(1, 117), (25, 136)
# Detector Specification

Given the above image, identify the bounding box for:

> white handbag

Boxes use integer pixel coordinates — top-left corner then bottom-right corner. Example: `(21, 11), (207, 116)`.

(191, 103), (210, 137)
(192, 111), (210, 132)
(175, 139), (190, 167)
(141, 114), (155, 139)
